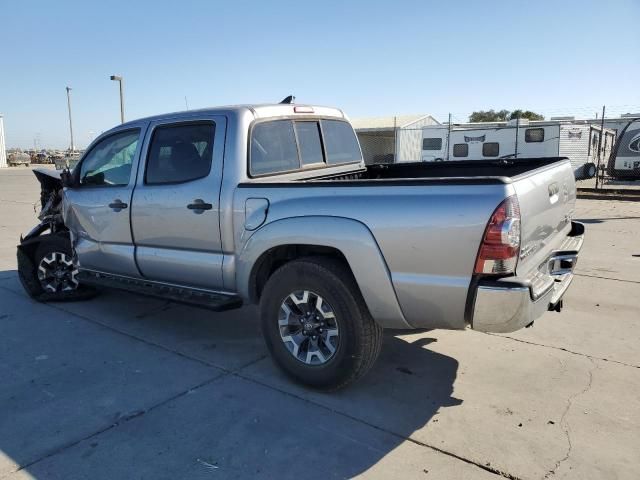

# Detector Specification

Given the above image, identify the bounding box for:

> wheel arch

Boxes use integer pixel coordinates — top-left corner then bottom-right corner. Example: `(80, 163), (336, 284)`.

(237, 216), (412, 329)
(18, 229), (70, 258)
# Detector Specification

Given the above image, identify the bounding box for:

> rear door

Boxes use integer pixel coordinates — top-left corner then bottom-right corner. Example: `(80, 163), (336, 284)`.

(63, 128), (143, 277)
(131, 115), (227, 290)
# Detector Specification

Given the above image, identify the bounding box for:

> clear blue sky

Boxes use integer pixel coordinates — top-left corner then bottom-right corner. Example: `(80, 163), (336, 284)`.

(1, 0), (639, 149)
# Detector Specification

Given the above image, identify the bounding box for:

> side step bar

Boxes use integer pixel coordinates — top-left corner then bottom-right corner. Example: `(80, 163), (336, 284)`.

(78, 270), (243, 312)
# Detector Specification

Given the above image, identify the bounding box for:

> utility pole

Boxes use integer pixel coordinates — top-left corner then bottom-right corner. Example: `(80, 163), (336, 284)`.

(66, 87), (75, 152)
(446, 113), (452, 161)
(110, 75), (125, 123)
(595, 105), (606, 189)
(514, 115), (520, 159)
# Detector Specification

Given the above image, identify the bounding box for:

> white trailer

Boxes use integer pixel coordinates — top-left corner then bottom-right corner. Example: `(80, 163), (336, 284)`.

(417, 120), (616, 179)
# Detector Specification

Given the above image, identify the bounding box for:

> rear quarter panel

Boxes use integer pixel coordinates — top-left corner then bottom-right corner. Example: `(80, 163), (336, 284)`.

(233, 182), (509, 329)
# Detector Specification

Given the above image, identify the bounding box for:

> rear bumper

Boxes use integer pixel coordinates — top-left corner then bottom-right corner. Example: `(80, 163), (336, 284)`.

(471, 221), (584, 333)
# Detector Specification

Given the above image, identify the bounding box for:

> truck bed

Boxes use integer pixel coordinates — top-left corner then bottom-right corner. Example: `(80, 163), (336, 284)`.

(306, 157), (564, 183)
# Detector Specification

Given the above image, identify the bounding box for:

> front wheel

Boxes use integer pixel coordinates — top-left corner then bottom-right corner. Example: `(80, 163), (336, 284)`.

(259, 258), (383, 391)
(18, 234), (97, 301)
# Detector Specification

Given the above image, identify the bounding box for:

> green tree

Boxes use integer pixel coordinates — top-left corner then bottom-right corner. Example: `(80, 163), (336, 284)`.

(468, 109), (510, 122)
(469, 109), (544, 122)
(508, 110), (544, 121)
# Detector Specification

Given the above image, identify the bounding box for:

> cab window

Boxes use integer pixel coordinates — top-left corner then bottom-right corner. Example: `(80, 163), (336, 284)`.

(295, 121), (324, 166)
(250, 119), (361, 176)
(250, 120), (299, 175)
(145, 123), (215, 184)
(320, 120), (361, 165)
(80, 130), (140, 186)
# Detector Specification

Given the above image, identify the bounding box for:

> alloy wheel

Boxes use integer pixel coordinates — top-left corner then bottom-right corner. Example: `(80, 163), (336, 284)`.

(37, 252), (79, 293)
(278, 290), (340, 365)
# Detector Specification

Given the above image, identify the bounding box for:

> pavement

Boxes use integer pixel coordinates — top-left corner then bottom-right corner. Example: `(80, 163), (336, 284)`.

(0, 166), (639, 480)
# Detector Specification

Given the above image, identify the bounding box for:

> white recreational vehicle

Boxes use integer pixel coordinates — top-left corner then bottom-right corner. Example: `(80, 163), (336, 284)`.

(417, 119), (616, 179)
(606, 117), (640, 178)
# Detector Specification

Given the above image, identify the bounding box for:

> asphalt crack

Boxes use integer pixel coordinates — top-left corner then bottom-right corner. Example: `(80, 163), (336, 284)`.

(575, 273), (640, 284)
(1, 285), (521, 479)
(543, 357), (597, 479)
(235, 371), (525, 480)
(487, 333), (640, 369)
(5, 375), (223, 478)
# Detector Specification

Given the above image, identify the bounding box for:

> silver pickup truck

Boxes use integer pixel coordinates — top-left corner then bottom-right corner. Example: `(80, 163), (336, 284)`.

(17, 102), (584, 390)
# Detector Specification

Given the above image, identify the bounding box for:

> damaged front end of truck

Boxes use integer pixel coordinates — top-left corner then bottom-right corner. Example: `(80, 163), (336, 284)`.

(17, 168), (95, 301)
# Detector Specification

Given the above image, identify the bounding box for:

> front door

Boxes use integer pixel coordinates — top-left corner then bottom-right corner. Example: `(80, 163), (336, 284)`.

(63, 128), (143, 277)
(131, 116), (226, 290)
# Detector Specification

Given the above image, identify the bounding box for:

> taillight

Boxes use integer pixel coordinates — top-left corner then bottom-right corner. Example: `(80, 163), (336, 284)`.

(474, 195), (521, 275)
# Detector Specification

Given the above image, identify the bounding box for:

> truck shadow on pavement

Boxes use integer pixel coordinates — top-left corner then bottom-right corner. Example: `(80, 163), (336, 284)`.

(0, 273), (462, 479)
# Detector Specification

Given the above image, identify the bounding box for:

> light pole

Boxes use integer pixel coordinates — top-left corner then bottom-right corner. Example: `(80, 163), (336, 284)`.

(66, 87), (75, 152)
(110, 75), (125, 123)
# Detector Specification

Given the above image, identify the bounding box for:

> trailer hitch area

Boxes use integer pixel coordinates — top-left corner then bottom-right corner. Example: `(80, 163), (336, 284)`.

(549, 299), (563, 313)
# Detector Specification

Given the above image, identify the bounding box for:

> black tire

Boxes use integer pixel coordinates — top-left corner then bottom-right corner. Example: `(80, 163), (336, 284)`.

(17, 234), (97, 302)
(584, 162), (597, 179)
(259, 258), (383, 391)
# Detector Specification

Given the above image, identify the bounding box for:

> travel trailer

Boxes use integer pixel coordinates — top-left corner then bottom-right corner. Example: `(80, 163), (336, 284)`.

(418, 120), (616, 179)
(607, 118), (640, 178)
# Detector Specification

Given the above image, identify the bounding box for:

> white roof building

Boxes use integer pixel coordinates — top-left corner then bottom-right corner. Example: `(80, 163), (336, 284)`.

(351, 114), (440, 132)
(352, 114), (440, 164)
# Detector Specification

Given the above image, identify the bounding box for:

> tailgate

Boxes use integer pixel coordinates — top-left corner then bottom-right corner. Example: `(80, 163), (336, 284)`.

(513, 159), (576, 278)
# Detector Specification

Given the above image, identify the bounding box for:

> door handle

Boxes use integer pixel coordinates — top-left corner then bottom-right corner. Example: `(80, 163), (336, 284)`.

(108, 199), (128, 211)
(187, 199), (213, 213)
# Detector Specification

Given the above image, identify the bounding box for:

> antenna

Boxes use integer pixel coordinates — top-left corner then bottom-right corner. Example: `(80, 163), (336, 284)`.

(280, 95), (295, 104)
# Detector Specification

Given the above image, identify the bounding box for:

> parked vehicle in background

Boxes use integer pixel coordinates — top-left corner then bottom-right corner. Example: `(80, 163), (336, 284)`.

(607, 118), (640, 178)
(7, 151), (31, 167)
(54, 152), (81, 170)
(17, 101), (584, 390)
(418, 120), (616, 180)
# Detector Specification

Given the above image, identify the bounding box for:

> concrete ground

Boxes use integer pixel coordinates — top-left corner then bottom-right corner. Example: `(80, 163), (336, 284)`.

(576, 176), (640, 191)
(0, 166), (638, 480)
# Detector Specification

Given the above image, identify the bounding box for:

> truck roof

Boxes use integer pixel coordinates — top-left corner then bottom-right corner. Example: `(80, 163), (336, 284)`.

(119, 104), (346, 129)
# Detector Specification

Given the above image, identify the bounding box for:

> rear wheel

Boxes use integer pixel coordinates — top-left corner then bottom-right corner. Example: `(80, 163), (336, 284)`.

(584, 162), (597, 179)
(260, 258), (383, 390)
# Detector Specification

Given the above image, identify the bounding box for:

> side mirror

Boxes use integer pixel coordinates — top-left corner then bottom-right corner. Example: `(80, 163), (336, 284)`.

(60, 168), (77, 188)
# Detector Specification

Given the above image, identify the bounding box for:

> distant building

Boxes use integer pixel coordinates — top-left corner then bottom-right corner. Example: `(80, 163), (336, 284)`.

(352, 114), (440, 164)
(0, 115), (6, 168)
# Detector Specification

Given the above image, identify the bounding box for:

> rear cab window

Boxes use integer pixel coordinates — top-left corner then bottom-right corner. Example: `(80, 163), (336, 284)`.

(250, 118), (361, 176)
